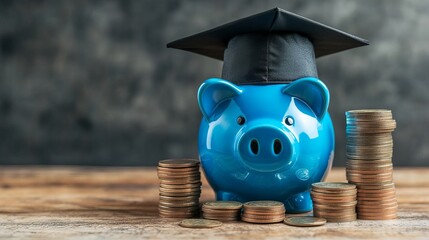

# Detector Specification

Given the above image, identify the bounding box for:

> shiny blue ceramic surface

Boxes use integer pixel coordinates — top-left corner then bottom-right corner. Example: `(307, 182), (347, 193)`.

(197, 77), (334, 213)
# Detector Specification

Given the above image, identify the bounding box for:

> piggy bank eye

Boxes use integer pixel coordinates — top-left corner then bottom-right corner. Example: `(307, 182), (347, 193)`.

(285, 116), (294, 126)
(237, 116), (246, 125)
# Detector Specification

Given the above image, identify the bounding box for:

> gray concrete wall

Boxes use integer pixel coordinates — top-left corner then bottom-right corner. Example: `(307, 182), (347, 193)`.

(0, 0), (428, 166)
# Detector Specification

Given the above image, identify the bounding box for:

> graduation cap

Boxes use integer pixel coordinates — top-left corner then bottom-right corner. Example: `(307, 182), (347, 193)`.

(167, 7), (369, 84)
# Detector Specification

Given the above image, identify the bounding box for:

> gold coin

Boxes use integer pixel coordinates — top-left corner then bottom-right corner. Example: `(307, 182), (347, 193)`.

(179, 219), (222, 228)
(284, 216), (326, 227)
(159, 159), (200, 168)
(203, 201), (243, 210)
(313, 201), (357, 208)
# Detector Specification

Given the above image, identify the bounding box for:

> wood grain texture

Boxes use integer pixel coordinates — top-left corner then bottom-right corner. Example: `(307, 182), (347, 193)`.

(0, 167), (428, 239)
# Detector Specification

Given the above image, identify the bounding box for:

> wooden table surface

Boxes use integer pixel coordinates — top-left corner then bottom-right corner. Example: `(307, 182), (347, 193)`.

(0, 166), (428, 239)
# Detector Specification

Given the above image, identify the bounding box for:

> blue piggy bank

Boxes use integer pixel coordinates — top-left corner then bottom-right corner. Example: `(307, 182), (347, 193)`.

(197, 77), (334, 213)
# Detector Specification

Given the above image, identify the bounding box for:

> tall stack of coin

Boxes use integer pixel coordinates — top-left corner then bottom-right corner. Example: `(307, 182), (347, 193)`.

(345, 109), (397, 220)
(157, 159), (201, 218)
(241, 201), (285, 224)
(202, 201), (242, 221)
(311, 182), (357, 222)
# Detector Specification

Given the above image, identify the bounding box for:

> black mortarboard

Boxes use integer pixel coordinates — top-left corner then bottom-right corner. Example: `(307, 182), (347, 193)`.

(167, 7), (369, 84)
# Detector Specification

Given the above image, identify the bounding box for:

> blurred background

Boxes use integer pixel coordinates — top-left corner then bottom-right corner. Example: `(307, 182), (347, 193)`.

(0, 0), (428, 166)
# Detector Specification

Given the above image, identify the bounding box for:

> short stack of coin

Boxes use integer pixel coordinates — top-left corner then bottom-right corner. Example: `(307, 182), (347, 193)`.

(345, 109), (397, 220)
(202, 201), (242, 221)
(311, 182), (357, 222)
(157, 159), (201, 218)
(241, 201), (285, 223)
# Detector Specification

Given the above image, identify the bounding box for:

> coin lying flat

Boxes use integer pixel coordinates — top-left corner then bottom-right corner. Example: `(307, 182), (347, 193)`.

(243, 201), (285, 209)
(179, 219), (222, 228)
(312, 182), (356, 190)
(158, 159), (200, 168)
(284, 216), (326, 227)
(203, 201), (243, 210)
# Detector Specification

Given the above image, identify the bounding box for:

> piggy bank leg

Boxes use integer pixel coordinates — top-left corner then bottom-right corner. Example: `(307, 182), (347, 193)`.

(216, 191), (247, 202)
(284, 190), (312, 213)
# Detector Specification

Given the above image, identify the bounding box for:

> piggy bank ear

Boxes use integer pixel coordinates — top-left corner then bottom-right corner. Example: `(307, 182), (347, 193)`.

(282, 78), (330, 120)
(198, 78), (242, 121)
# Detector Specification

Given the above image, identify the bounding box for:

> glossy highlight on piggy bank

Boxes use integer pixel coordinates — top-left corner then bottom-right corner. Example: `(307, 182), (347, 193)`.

(197, 78), (334, 213)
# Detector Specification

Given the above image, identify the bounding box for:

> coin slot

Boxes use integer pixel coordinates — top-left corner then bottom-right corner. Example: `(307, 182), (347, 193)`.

(273, 139), (282, 155)
(250, 139), (259, 155)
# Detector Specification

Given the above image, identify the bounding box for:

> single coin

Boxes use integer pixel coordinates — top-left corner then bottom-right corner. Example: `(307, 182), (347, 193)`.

(160, 183), (202, 189)
(358, 214), (397, 220)
(242, 213), (285, 219)
(357, 192), (396, 198)
(159, 201), (200, 207)
(159, 159), (200, 168)
(357, 208), (398, 214)
(159, 211), (199, 218)
(202, 211), (241, 217)
(311, 197), (356, 203)
(243, 209), (286, 215)
(202, 208), (241, 214)
(243, 201), (285, 209)
(284, 216), (326, 227)
(179, 219), (222, 228)
(159, 179), (201, 184)
(356, 183), (395, 189)
(203, 201), (243, 210)
(313, 211), (356, 218)
(312, 182), (356, 191)
(202, 215), (240, 221)
(310, 191), (357, 200)
(311, 188), (357, 195)
(241, 216), (285, 224)
(159, 191), (201, 197)
(159, 195), (200, 201)
(323, 216), (357, 222)
(158, 173), (201, 180)
(357, 195), (396, 201)
(159, 187), (201, 193)
(157, 167), (200, 173)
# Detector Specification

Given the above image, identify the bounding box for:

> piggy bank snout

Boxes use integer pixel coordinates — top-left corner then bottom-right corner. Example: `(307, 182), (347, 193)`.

(237, 125), (296, 172)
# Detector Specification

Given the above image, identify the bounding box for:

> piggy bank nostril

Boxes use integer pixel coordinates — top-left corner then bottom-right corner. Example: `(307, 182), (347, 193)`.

(250, 139), (259, 155)
(273, 139), (282, 155)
